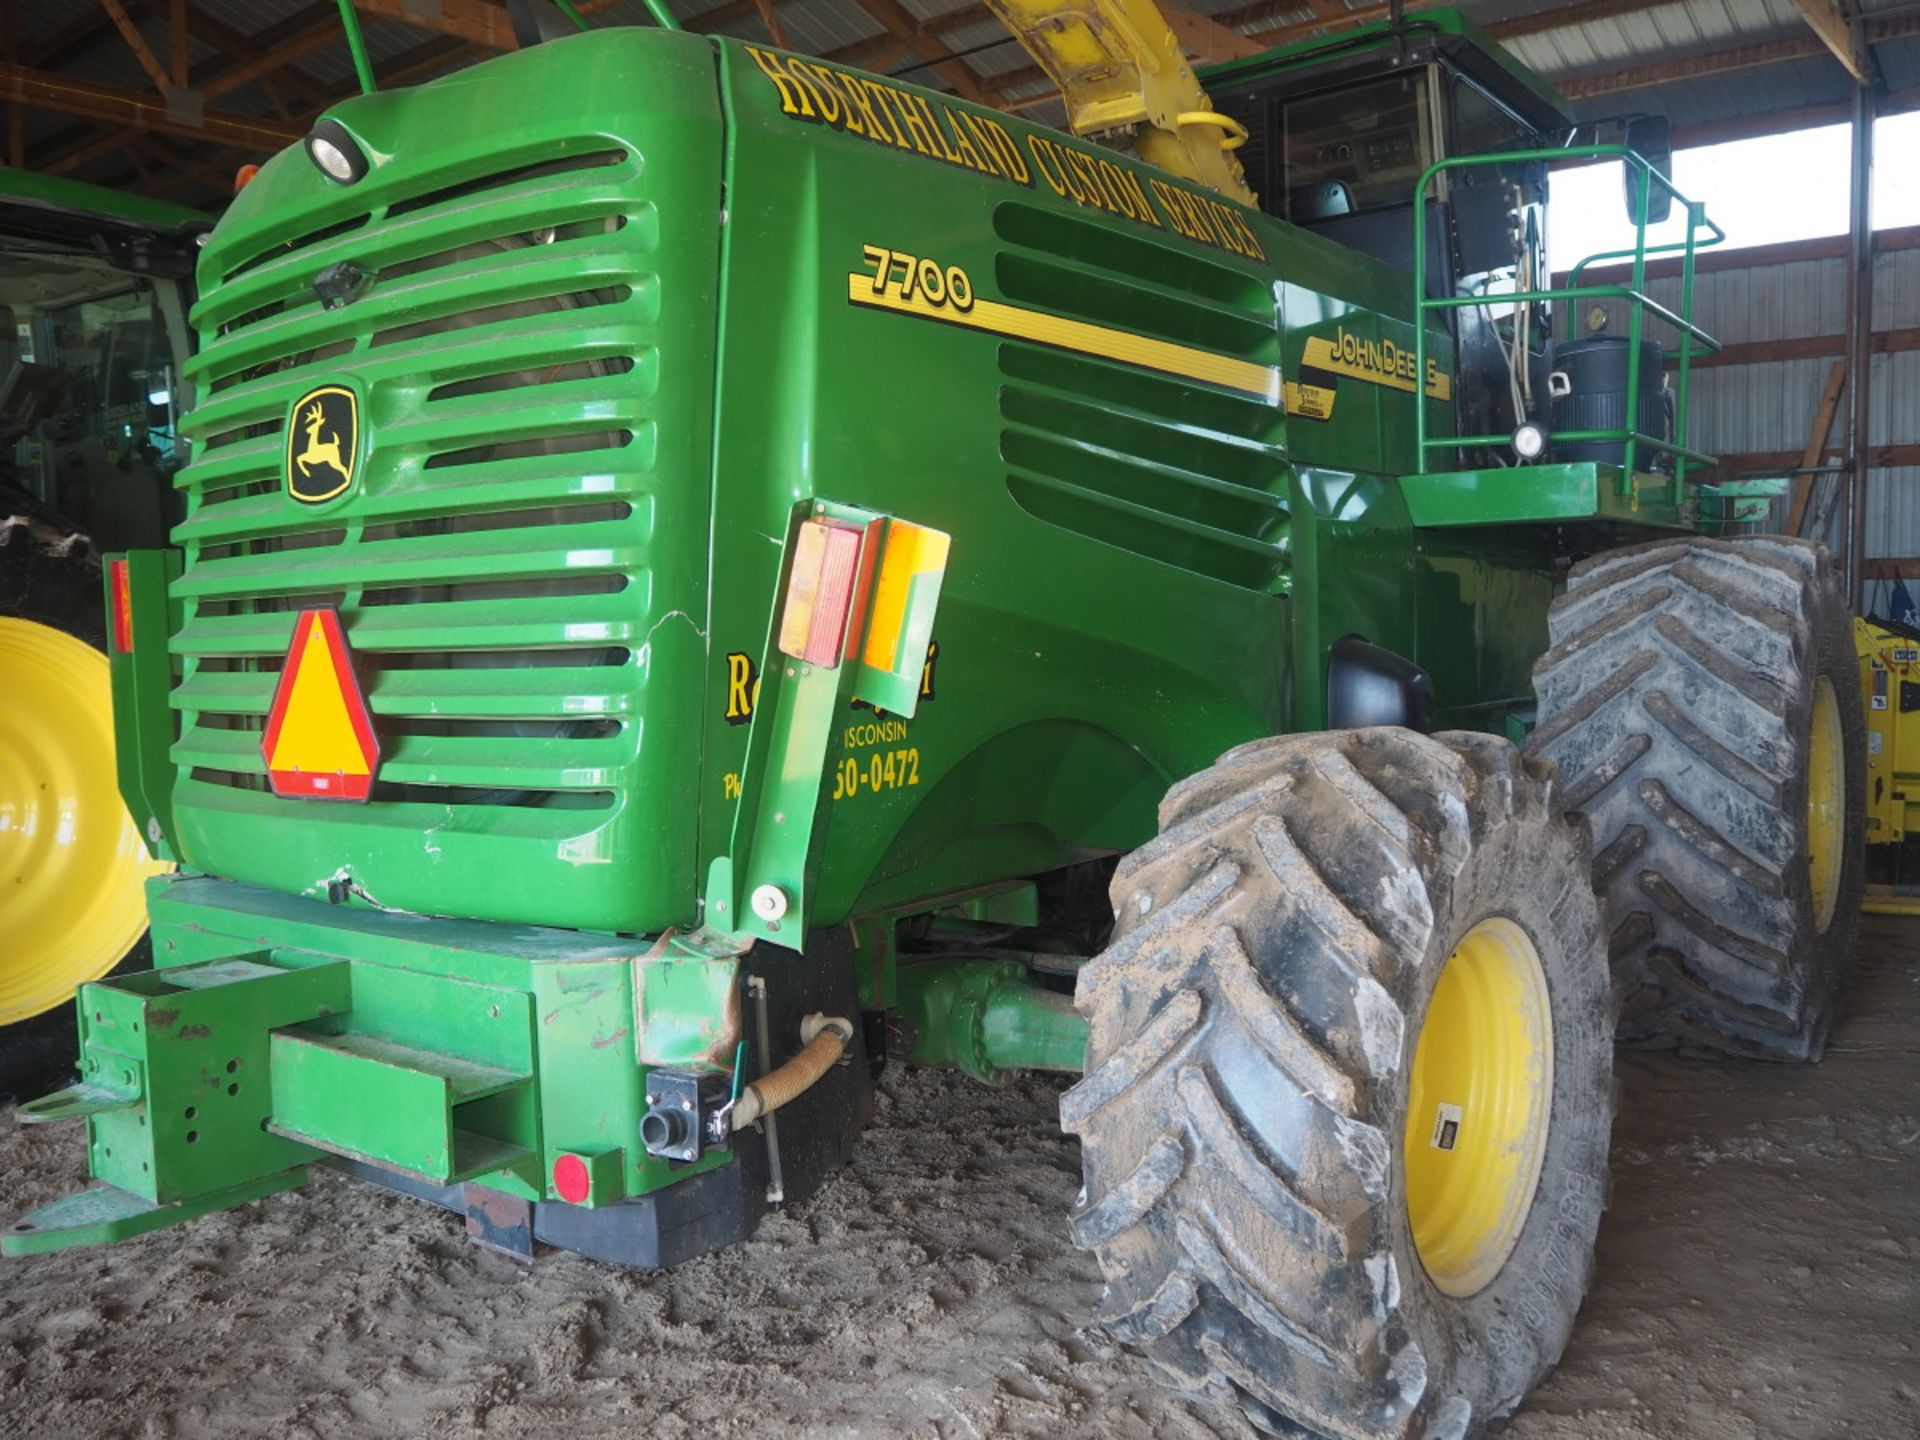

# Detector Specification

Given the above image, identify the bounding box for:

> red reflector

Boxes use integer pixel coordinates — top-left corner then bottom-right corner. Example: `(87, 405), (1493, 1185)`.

(778, 519), (866, 667)
(553, 1153), (591, 1205)
(108, 559), (134, 654)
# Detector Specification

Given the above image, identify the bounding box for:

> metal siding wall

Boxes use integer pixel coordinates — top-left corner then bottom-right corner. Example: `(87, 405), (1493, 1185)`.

(1570, 241), (1920, 565)
(1638, 257), (1846, 463)
(1879, 246), (1920, 328)
(1867, 247), (1920, 570)
(1688, 357), (1846, 456)
(1865, 470), (1920, 563)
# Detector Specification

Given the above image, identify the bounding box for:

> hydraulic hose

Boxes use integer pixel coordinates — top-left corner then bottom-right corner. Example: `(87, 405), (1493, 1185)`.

(730, 1013), (852, 1131)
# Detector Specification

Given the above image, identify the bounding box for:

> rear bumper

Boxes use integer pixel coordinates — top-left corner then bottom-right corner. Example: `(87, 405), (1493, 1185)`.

(5, 874), (869, 1264)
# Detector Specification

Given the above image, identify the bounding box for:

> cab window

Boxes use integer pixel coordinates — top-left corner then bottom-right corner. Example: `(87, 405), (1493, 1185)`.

(1451, 77), (1529, 158)
(1279, 74), (1433, 222)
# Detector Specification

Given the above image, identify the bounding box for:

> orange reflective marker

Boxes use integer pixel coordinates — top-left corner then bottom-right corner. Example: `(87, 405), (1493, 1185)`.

(261, 608), (380, 801)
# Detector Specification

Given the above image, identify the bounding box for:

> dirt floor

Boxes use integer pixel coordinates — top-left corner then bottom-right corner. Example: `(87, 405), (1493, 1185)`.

(1, 919), (1916, 1440)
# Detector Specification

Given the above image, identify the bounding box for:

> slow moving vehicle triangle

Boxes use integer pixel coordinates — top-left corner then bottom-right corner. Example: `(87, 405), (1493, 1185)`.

(261, 608), (379, 801)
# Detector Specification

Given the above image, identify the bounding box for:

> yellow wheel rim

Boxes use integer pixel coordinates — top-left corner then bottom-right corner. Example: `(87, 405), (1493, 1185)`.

(1806, 677), (1844, 935)
(0, 617), (170, 1026)
(1403, 917), (1554, 1298)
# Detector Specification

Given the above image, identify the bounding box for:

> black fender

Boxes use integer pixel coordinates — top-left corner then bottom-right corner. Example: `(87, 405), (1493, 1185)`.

(1326, 634), (1436, 731)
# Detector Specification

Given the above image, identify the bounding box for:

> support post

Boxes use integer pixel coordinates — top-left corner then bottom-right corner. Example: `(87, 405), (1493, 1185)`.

(1845, 83), (1875, 610)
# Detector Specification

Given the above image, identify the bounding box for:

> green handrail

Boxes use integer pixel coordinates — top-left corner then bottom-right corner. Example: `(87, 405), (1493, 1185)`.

(1411, 143), (1725, 501)
(335, 0), (377, 94)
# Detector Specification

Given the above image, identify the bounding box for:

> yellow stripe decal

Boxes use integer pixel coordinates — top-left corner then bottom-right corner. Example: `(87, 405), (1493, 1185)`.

(847, 272), (1282, 403)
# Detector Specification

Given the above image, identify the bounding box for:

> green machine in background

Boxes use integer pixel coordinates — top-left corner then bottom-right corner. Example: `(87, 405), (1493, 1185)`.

(6, 8), (1864, 1438)
(0, 170), (205, 1101)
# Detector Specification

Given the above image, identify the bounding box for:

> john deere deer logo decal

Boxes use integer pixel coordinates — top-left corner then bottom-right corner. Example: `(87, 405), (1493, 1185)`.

(284, 385), (359, 503)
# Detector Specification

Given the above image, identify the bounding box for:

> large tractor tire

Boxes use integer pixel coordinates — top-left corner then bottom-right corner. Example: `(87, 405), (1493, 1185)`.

(1065, 729), (1612, 1439)
(1529, 536), (1864, 1060)
(0, 530), (168, 1101)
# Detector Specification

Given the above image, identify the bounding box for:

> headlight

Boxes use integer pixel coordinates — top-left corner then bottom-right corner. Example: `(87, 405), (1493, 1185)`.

(305, 119), (368, 185)
(1512, 420), (1549, 462)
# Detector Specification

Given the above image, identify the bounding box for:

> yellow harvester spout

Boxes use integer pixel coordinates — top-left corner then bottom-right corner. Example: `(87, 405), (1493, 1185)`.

(983, 0), (1258, 207)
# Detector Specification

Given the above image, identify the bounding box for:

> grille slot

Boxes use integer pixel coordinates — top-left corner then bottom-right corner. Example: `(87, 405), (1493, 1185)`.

(987, 202), (1288, 590)
(221, 213), (371, 285)
(996, 346), (1289, 591)
(372, 283), (632, 350)
(386, 149), (627, 218)
(174, 140), (661, 816)
(430, 354), (635, 403)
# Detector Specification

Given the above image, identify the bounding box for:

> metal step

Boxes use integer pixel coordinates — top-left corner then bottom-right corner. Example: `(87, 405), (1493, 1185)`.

(273, 1030), (526, 1101)
(267, 1027), (533, 1185)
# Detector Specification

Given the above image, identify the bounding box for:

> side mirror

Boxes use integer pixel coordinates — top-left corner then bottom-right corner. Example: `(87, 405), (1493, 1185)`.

(1623, 116), (1673, 226)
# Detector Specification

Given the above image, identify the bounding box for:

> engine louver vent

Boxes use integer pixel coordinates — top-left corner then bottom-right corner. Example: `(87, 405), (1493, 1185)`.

(990, 202), (1290, 591)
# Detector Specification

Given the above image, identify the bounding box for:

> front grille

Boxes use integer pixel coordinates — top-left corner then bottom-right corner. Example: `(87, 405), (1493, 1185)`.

(173, 143), (658, 816)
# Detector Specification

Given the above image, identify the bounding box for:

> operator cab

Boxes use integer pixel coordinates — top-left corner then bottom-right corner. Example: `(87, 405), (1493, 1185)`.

(1202, 11), (1578, 449)
(1205, 12), (1572, 281)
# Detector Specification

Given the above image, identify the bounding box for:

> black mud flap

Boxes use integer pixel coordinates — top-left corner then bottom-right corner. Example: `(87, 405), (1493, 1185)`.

(1327, 633), (1436, 731)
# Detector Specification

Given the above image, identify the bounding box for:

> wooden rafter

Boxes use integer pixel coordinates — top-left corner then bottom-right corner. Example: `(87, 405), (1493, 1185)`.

(184, 7), (333, 109)
(1234, 0), (1391, 45)
(99, 0), (176, 95)
(1161, 4), (1263, 64)
(821, 34), (913, 74)
(921, 3), (989, 36)
(342, 0), (622, 52)
(44, 125), (146, 178)
(380, 35), (480, 89)
(1559, 12), (1920, 100)
(751, 0), (791, 51)
(344, 0), (521, 50)
(844, 0), (996, 105)
(1791, 0), (1872, 86)
(26, 6), (133, 69)
(0, 61), (300, 152)
(1487, 0), (1687, 37)
(691, 0), (790, 36)
(169, 0), (188, 88)
(1228, 0), (1697, 63)
(197, 24), (341, 103)
(1659, 328), (1920, 371)
(1723, 443), (1920, 477)
(43, 4), (343, 179)
(1558, 33), (1825, 99)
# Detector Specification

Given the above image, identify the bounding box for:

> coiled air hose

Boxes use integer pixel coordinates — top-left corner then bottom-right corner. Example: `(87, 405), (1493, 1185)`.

(730, 1013), (853, 1130)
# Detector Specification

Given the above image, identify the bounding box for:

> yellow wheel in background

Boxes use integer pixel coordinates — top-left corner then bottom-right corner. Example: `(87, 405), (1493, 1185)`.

(0, 616), (169, 1027)
(1530, 535), (1865, 1059)
(1403, 917), (1555, 1298)
(1806, 676), (1844, 935)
